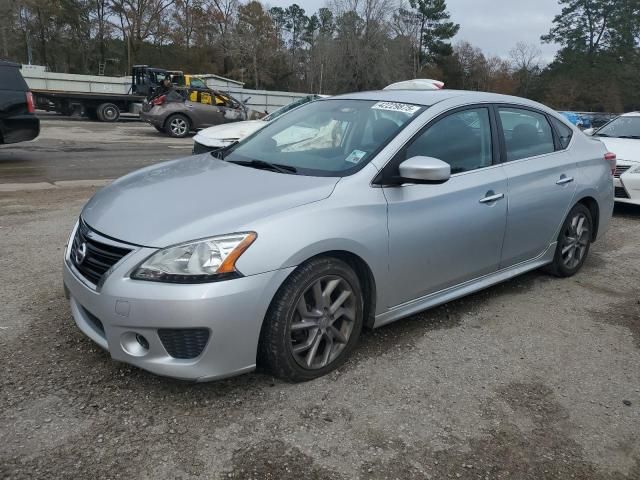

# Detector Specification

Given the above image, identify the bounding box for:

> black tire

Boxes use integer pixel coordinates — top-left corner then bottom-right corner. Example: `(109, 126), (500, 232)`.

(165, 114), (191, 138)
(259, 257), (364, 382)
(96, 103), (120, 122)
(544, 203), (593, 277)
(153, 125), (166, 133)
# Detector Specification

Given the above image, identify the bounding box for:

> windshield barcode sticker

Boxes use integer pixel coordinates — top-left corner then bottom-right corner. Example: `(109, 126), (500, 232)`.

(372, 102), (420, 115)
(345, 150), (367, 164)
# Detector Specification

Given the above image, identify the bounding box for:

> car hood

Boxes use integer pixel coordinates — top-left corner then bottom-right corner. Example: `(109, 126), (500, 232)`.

(193, 120), (266, 147)
(81, 155), (339, 247)
(596, 137), (640, 164)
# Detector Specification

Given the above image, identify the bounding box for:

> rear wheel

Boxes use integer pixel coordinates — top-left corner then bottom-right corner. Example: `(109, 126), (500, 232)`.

(259, 257), (364, 382)
(545, 203), (593, 277)
(96, 103), (120, 122)
(165, 114), (191, 138)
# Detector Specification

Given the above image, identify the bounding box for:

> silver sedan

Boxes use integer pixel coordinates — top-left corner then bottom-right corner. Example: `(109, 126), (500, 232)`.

(63, 90), (615, 382)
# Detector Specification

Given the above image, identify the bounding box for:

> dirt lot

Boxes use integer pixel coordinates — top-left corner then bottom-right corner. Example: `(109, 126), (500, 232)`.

(1, 119), (640, 479)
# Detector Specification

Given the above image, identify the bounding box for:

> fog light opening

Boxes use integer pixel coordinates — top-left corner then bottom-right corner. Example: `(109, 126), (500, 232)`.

(136, 334), (149, 350)
(120, 331), (150, 357)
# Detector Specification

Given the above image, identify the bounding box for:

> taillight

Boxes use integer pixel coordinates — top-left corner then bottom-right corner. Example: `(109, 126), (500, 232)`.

(604, 152), (616, 176)
(152, 95), (166, 106)
(26, 91), (35, 113)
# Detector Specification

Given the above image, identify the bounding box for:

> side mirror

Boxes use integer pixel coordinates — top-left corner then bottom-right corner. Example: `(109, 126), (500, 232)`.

(583, 128), (595, 136)
(398, 156), (451, 183)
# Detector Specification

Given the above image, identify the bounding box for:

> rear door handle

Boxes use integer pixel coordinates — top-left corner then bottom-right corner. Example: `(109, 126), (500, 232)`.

(556, 176), (574, 185)
(479, 192), (505, 204)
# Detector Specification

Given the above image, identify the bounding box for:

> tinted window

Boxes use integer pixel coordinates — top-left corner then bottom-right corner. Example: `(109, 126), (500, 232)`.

(0, 66), (28, 91)
(551, 117), (573, 149)
(404, 108), (493, 174)
(499, 108), (554, 161)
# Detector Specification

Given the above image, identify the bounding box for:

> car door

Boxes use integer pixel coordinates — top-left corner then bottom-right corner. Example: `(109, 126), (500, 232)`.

(497, 106), (578, 267)
(185, 91), (224, 128)
(381, 106), (508, 308)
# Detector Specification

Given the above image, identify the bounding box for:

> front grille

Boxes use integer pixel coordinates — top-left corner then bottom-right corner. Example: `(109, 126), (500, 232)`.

(158, 328), (210, 359)
(615, 186), (630, 199)
(192, 140), (216, 155)
(70, 221), (132, 285)
(614, 165), (631, 178)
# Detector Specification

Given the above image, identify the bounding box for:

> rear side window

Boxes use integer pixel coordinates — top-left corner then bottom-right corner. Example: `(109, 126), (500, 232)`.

(404, 107), (493, 174)
(0, 66), (28, 91)
(498, 107), (554, 161)
(550, 117), (573, 149)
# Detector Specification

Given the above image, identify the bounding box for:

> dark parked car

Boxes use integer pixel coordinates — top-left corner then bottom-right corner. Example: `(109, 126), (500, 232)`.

(0, 60), (39, 144)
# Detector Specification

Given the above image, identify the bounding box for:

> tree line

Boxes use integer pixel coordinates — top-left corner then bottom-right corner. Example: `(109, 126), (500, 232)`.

(1, 0), (639, 111)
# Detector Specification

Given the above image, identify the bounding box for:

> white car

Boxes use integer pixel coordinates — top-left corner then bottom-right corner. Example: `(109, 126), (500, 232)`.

(192, 94), (325, 153)
(586, 112), (640, 205)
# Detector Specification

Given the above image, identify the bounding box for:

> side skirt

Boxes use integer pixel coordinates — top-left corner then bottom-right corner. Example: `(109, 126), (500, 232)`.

(373, 243), (557, 329)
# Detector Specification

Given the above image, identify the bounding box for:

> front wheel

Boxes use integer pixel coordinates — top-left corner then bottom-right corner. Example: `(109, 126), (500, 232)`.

(259, 257), (364, 382)
(545, 204), (593, 277)
(165, 114), (190, 138)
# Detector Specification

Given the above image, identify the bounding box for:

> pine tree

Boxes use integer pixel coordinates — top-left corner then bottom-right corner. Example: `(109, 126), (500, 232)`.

(408, 0), (459, 66)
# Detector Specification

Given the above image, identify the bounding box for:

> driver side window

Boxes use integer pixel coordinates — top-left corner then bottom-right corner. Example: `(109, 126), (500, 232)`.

(404, 108), (493, 174)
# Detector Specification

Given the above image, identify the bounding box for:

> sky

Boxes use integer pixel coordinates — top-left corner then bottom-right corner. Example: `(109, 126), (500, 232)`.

(264, 0), (563, 63)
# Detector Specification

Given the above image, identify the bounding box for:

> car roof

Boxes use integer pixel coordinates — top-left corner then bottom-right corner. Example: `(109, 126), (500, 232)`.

(329, 89), (555, 111)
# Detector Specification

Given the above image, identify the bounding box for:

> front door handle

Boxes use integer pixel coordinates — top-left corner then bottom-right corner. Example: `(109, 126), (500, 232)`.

(556, 175), (574, 185)
(479, 192), (505, 204)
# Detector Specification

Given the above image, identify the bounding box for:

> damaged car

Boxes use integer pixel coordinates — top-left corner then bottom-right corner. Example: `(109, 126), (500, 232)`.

(141, 89), (248, 138)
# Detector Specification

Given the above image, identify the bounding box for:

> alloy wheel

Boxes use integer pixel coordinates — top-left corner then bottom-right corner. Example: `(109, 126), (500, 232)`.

(561, 212), (590, 269)
(170, 118), (188, 136)
(289, 275), (356, 370)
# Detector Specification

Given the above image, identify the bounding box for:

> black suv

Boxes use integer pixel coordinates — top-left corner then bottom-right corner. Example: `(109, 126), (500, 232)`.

(0, 60), (39, 144)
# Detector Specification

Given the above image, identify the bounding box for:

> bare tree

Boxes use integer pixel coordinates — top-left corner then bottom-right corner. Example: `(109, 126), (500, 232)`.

(509, 41), (542, 96)
(204, 0), (238, 73)
(110, 0), (176, 68)
(173, 0), (203, 52)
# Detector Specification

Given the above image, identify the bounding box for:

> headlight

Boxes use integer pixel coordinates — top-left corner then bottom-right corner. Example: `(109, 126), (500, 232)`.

(131, 232), (256, 283)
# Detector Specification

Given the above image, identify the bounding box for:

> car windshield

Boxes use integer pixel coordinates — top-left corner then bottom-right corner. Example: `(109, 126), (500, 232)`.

(263, 96), (315, 122)
(595, 116), (640, 138)
(224, 99), (424, 176)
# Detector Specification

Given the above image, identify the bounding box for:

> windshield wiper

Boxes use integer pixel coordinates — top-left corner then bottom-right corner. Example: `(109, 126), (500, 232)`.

(210, 141), (239, 159)
(593, 133), (610, 137)
(617, 135), (640, 139)
(228, 159), (298, 174)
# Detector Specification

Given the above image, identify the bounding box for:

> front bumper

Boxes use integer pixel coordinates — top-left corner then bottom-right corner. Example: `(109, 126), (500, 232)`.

(63, 232), (294, 381)
(614, 167), (640, 206)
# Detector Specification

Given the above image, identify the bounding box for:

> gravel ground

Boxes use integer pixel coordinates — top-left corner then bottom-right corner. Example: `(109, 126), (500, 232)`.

(1, 186), (639, 480)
